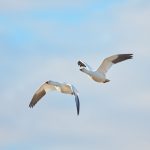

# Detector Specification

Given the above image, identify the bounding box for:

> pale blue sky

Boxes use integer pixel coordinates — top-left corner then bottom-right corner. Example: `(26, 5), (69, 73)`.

(0, 0), (150, 150)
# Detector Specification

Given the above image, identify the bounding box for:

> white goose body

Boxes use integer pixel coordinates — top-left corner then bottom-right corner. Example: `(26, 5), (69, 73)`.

(81, 68), (106, 82)
(91, 71), (106, 82)
(29, 80), (80, 115)
(78, 54), (133, 83)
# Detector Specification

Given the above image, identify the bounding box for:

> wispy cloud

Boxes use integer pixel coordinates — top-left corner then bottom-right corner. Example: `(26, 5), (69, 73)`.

(1, 0), (150, 150)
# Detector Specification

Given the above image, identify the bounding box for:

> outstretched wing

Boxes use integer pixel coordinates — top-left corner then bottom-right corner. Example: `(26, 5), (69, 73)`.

(78, 60), (93, 71)
(97, 54), (133, 74)
(29, 82), (56, 108)
(71, 85), (80, 115)
(74, 94), (80, 115)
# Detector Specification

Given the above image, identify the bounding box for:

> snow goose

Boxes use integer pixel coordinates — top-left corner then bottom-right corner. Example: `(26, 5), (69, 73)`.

(29, 80), (80, 115)
(78, 54), (133, 83)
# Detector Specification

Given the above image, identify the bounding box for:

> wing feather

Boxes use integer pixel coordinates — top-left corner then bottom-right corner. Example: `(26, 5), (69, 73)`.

(29, 82), (56, 108)
(75, 94), (80, 115)
(29, 81), (80, 116)
(71, 85), (80, 115)
(97, 54), (133, 74)
(29, 89), (46, 108)
(78, 60), (93, 71)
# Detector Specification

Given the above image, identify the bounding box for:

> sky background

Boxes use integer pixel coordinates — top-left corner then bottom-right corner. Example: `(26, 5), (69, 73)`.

(0, 0), (150, 150)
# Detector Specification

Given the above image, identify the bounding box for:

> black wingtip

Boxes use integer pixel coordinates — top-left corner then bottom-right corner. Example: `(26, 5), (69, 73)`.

(29, 103), (34, 108)
(78, 61), (86, 67)
(129, 54), (133, 59)
(77, 105), (80, 116)
(127, 54), (133, 60)
(75, 95), (80, 116)
(112, 54), (133, 64)
(77, 61), (81, 66)
(29, 100), (36, 108)
(127, 53), (133, 58)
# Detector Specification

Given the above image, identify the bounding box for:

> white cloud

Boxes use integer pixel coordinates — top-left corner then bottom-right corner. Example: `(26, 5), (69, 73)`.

(1, 1), (150, 149)
(0, 53), (150, 150)
(111, 0), (150, 57)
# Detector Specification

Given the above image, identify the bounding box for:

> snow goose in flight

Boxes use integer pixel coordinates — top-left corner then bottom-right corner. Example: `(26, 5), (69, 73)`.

(78, 54), (133, 83)
(29, 80), (80, 115)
